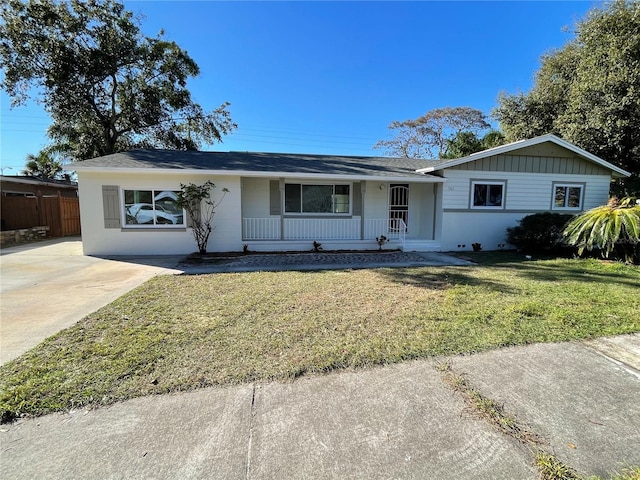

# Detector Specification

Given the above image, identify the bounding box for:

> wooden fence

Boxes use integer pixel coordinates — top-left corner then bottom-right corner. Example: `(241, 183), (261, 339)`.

(0, 192), (81, 237)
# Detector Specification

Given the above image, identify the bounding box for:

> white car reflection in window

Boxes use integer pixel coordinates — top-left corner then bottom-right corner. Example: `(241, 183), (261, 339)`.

(125, 203), (183, 225)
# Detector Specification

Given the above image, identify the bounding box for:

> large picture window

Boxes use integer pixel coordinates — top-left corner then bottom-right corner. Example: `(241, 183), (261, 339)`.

(123, 189), (185, 227)
(553, 183), (584, 210)
(471, 181), (505, 209)
(285, 184), (350, 214)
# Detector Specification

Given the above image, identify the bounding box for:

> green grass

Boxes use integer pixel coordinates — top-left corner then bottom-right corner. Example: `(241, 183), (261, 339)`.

(437, 361), (543, 447)
(535, 452), (583, 480)
(1, 254), (638, 421)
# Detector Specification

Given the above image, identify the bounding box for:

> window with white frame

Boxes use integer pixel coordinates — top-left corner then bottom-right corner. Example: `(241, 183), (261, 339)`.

(553, 183), (584, 210)
(123, 189), (185, 227)
(471, 181), (505, 209)
(284, 183), (350, 214)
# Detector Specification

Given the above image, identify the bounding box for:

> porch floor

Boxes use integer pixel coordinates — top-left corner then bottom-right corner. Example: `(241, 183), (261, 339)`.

(178, 250), (473, 274)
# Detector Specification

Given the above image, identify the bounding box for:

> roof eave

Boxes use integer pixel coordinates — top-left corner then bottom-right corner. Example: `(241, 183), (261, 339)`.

(73, 166), (446, 183)
(414, 134), (631, 177)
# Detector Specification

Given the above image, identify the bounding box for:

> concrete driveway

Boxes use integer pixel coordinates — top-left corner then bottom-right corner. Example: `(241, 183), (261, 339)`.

(0, 237), (182, 365)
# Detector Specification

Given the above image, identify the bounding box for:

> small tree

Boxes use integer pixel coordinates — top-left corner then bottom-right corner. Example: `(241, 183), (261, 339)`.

(563, 197), (640, 264)
(177, 181), (228, 254)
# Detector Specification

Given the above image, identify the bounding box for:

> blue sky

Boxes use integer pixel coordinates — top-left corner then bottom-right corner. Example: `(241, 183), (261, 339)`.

(0, 0), (599, 173)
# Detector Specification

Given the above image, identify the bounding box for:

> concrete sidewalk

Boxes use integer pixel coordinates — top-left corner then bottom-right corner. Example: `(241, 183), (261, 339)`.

(2, 335), (638, 480)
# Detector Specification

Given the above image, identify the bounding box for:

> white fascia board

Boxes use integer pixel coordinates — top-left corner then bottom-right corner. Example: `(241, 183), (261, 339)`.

(415, 134), (631, 177)
(547, 135), (630, 177)
(74, 167), (447, 183)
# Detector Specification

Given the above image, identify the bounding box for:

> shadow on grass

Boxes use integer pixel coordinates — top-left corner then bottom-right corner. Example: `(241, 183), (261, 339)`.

(378, 267), (519, 294)
(504, 262), (639, 287)
(380, 252), (639, 293)
(462, 252), (640, 288)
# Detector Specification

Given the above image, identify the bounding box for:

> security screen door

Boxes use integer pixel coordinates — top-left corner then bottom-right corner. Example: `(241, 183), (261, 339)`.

(388, 184), (409, 232)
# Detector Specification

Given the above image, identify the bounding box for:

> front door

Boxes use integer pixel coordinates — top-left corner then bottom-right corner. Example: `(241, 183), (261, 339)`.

(388, 184), (409, 232)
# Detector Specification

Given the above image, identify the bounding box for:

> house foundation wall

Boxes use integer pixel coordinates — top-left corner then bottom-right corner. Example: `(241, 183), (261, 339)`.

(441, 211), (528, 252)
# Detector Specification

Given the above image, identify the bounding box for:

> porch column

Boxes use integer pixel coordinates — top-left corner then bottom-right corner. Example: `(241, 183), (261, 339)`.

(360, 181), (366, 240)
(432, 182), (443, 242)
(279, 178), (285, 240)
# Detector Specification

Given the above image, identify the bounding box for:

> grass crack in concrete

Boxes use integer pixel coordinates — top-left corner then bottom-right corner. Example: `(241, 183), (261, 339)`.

(435, 361), (582, 480)
(245, 383), (257, 480)
(436, 360), (640, 480)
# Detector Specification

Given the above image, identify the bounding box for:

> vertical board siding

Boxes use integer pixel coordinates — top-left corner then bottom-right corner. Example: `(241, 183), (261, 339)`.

(450, 155), (609, 175)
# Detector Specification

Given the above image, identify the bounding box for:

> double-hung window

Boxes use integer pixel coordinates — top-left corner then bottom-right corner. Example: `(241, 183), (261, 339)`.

(552, 183), (584, 210)
(123, 189), (185, 227)
(285, 184), (350, 214)
(471, 181), (505, 209)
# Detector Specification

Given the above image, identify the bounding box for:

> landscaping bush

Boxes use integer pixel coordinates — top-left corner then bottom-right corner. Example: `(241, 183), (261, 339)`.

(506, 212), (575, 254)
(564, 197), (640, 264)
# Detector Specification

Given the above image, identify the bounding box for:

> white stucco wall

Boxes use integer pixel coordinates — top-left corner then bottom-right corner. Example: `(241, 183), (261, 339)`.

(241, 177), (272, 218)
(362, 181), (389, 220)
(78, 165), (612, 255)
(441, 212), (527, 252)
(78, 171), (242, 255)
(410, 183), (436, 240)
(439, 170), (612, 251)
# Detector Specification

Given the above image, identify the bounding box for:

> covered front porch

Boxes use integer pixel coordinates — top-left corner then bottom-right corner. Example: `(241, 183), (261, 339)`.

(239, 177), (444, 252)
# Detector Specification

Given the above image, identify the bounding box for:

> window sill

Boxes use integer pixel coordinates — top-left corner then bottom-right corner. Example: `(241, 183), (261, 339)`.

(121, 227), (187, 232)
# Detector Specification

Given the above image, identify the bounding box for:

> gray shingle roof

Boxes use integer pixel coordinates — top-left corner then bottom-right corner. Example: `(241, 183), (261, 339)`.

(72, 150), (443, 179)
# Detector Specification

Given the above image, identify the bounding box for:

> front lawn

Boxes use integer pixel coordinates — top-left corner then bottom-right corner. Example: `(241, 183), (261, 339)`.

(1, 255), (638, 421)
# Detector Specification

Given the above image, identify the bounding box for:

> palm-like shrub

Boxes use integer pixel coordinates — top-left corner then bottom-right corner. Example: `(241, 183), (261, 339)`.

(23, 150), (63, 179)
(563, 197), (640, 263)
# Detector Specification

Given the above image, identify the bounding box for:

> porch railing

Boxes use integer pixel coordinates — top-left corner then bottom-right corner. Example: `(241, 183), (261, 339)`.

(284, 218), (360, 240)
(243, 217), (406, 246)
(243, 217), (281, 240)
(366, 218), (406, 248)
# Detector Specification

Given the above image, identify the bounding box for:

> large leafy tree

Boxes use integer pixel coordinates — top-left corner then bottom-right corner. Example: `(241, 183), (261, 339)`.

(493, 0), (640, 195)
(0, 0), (236, 160)
(373, 107), (491, 159)
(441, 130), (506, 159)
